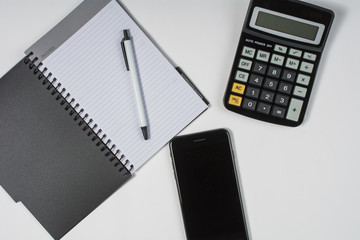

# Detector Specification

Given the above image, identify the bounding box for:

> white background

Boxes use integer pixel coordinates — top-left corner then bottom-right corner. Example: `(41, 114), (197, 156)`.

(0, 0), (359, 239)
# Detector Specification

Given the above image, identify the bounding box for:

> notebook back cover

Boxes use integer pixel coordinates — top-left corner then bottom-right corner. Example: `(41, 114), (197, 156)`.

(0, 59), (131, 240)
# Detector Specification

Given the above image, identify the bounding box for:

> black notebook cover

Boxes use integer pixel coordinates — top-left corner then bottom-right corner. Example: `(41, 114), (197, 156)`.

(0, 56), (132, 239)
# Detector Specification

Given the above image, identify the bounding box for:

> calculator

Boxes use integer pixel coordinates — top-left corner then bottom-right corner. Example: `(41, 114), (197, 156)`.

(223, 0), (334, 126)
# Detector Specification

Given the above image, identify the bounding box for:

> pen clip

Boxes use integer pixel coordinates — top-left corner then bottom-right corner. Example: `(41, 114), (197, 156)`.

(121, 34), (130, 71)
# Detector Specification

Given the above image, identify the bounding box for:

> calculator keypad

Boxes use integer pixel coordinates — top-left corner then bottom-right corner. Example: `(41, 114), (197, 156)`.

(226, 42), (318, 125)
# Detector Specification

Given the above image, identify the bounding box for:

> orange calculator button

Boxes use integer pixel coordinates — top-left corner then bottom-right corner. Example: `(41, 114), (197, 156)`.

(228, 95), (242, 106)
(231, 82), (246, 95)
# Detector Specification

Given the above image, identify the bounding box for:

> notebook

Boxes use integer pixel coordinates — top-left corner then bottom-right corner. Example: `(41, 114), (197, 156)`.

(0, 0), (209, 239)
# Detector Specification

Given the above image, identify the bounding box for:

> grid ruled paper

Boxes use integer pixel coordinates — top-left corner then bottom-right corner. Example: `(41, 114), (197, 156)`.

(40, 0), (208, 171)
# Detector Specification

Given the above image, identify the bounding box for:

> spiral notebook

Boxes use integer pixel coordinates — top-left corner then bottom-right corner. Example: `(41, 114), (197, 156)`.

(0, 0), (208, 239)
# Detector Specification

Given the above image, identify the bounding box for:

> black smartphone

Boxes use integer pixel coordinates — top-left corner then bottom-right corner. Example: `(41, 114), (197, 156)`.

(169, 129), (249, 240)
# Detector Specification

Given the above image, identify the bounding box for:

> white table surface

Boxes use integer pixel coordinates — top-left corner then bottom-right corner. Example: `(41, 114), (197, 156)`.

(0, 0), (359, 239)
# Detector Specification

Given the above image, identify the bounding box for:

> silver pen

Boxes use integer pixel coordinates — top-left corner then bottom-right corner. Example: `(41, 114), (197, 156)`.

(121, 29), (149, 140)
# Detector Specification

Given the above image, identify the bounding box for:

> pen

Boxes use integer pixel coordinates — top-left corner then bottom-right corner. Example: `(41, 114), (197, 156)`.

(121, 29), (149, 140)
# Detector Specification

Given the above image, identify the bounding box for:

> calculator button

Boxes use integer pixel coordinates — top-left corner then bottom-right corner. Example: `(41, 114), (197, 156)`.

(278, 82), (293, 95)
(256, 50), (270, 62)
(281, 70), (296, 82)
(260, 90), (275, 103)
(228, 95), (242, 106)
(274, 45), (287, 54)
(267, 66), (282, 78)
(235, 70), (249, 83)
(239, 58), (252, 71)
(248, 74), (263, 87)
(242, 46), (256, 58)
(242, 98), (257, 111)
(285, 58), (300, 70)
(289, 48), (302, 58)
(300, 61), (314, 73)
(270, 54), (285, 66)
(274, 94), (289, 107)
(296, 74), (311, 86)
(245, 86), (260, 99)
(252, 62), (267, 75)
(286, 98), (303, 122)
(257, 102), (271, 115)
(303, 52), (317, 62)
(231, 82), (246, 95)
(263, 78), (278, 91)
(293, 86), (307, 98)
(271, 106), (286, 118)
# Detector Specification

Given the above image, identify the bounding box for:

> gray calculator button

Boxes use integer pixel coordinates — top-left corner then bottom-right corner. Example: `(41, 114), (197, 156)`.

(303, 52), (317, 61)
(278, 82), (293, 95)
(263, 78), (278, 91)
(274, 45), (287, 54)
(293, 86), (307, 98)
(272, 106), (286, 118)
(285, 58), (300, 70)
(245, 86), (260, 99)
(242, 98), (257, 111)
(260, 90), (275, 103)
(267, 66), (281, 78)
(257, 102), (271, 115)
(274, 94), (289, 107)
(239, 58), (252, 71)
(289, 48), (302, 58)
(270, 54), (285, 66)
(300, 61), (314, 73)
(286, 98), (303, 122)
(235, 70), (249, 82)
(296, 74), (311, 86)
(281, 70), (296, 82)
(252, 62), (267, 75)
(248, 74), (263, 87)
(242, 46), (256, 58)
(256, 50), (270, 62)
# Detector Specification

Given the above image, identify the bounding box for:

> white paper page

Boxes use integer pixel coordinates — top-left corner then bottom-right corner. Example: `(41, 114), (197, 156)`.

(40, 0), (208, 171)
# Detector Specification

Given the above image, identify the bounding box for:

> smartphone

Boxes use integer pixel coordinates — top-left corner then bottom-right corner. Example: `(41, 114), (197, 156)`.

(169, 129), (249, 240)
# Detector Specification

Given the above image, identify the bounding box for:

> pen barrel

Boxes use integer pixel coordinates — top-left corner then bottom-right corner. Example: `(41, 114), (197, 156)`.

(124, 40), (147, 127)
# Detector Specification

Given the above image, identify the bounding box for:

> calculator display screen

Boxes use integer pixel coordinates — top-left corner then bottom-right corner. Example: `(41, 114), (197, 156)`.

(249, 7), (325, 45)
(255, 11), (318, 41)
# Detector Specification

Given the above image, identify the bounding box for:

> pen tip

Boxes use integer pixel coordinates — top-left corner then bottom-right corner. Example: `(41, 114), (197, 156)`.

(141, 126), (149, 140)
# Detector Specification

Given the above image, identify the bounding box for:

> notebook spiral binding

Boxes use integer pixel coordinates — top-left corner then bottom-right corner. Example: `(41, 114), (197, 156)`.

(24, 52), (134, 173)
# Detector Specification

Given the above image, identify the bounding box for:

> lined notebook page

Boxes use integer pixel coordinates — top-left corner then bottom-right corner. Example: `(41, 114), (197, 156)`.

(41, 0), (208, 171)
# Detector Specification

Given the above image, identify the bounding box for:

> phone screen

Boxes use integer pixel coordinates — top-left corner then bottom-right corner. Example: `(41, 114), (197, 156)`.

(170, 129), (248, 240)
